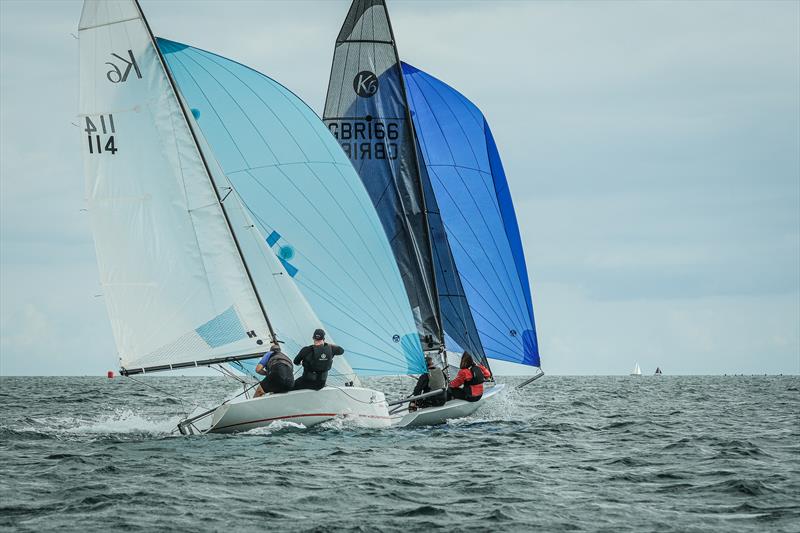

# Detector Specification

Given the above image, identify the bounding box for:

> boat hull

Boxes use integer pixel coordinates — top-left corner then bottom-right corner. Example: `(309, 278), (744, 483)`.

(392, 383), (506, 428)
(209, 387), (390, 433)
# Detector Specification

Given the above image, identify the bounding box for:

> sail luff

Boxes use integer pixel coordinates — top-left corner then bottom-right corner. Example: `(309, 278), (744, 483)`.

(384, 4), (446, 355)
(131, 0), (277, 344)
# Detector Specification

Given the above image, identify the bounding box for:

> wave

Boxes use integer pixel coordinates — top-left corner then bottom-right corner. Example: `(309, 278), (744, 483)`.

(3, 409), (181, 440)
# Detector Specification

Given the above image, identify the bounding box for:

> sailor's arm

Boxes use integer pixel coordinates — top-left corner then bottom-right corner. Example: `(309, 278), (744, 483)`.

(448, 370), (466, 389)
(293, 347), (307, 366)
(412, 374), (429, 396)
(255, 352), (271, 375)
(331, 344), (344, 356)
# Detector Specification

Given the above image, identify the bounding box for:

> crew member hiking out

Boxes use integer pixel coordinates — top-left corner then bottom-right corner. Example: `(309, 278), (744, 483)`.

(447, 352), (491, 402)
(292, 329), (344, 391)
(409, 355), (447, 411)
(253, 344), (294, 397)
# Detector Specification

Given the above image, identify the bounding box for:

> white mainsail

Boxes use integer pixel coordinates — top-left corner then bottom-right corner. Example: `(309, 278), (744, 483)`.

(80, 0), (272, 372)
(631, 362), (642, 376)
(79, 0), (358, 383)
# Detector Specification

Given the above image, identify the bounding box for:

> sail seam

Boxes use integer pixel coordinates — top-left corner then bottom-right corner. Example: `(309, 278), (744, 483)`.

(180, 48), (310, 163)
(79, 16), (140, 31)
(405, 72), (528, 325)
(428, 168), (529, 328)
(236, 169), (405, 329)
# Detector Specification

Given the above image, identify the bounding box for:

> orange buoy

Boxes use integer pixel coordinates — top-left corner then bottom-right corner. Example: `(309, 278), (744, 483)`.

(107, 370), (114, 378)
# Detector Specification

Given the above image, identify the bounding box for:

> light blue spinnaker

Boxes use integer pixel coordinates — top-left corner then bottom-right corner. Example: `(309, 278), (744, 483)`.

(403, 63), (540, 367)
(158, 38), (425, 375)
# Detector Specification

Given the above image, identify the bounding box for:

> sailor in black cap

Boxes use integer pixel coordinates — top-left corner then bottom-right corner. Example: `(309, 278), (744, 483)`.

(292, 329), (344, 391)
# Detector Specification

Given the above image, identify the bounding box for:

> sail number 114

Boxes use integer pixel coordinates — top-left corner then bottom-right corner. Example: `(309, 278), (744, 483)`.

(85, 114), (117, 155)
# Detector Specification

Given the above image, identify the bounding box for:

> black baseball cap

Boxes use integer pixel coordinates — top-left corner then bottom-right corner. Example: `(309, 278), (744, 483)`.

(313, 328), (326, 340)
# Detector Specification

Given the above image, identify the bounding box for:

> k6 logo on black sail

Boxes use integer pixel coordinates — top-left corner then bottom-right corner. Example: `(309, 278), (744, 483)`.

(353, 71), (378, 98)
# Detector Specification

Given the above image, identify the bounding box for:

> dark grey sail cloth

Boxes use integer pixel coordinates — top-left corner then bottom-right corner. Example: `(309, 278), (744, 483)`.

(323, 0), (442, 350)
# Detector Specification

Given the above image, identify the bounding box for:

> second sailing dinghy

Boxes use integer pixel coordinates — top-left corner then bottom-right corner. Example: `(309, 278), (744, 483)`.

(79, 0), (425, 433)
(324, 0), (543, 426)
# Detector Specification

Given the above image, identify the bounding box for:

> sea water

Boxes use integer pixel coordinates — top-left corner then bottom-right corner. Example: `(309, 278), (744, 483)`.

(1, 376), (798, 532)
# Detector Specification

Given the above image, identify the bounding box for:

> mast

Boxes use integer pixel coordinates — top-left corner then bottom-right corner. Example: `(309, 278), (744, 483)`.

(383, 2), (444, 356)
(132, 0), (277, 345)
(323, 0), (444, 354)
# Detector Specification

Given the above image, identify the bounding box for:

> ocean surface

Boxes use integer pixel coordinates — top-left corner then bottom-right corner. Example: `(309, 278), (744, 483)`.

(1, 375), (798, 532)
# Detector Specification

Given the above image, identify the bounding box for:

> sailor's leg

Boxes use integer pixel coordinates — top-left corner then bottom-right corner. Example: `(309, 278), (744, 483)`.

(254, 377), (270, 397)
(448, 388), (466, 401)
(292, 376), (311, 390)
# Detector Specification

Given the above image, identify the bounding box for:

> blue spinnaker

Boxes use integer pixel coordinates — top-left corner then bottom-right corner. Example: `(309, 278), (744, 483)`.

(158, 38), (425, 375)
(402, 62), (540, 367)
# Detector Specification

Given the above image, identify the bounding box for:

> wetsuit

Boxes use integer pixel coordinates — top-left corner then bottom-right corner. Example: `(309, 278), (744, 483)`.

(258, 350), (294, 393)
(448, 364), (491, 402)
(292, 343), (344, 390)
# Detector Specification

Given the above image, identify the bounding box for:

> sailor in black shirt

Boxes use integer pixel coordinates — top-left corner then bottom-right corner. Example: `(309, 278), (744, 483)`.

(292, 328), (344, 390)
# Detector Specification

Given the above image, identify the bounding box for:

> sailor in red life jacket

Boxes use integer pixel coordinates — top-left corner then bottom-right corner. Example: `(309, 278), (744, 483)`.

(447, 352), (492, 402)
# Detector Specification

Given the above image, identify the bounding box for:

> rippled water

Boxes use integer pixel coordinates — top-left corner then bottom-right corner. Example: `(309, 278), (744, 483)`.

(1, 375), (798, 531)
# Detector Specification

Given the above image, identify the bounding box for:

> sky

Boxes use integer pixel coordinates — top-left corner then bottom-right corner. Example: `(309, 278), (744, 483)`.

(1, 0), (798, 376)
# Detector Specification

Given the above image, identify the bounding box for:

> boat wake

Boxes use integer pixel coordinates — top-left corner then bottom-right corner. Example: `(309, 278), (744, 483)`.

(241, 420), (308, 435)
(6, 409), (181, 440)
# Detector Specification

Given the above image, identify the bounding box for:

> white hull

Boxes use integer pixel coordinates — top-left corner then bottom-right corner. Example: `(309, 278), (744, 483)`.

(209, 387), (390, 433)
(392, 383), (505, 428)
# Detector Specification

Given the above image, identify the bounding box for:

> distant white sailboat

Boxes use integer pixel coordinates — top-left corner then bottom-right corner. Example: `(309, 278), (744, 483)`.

(630, 363), (642, 376)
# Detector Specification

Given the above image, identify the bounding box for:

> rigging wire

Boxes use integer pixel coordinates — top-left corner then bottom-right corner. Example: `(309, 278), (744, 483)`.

(124, 375), (195, 420)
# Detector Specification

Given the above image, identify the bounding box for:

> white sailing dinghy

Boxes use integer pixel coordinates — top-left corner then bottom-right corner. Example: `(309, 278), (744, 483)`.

(323, 0), (543, 426)
(631, 363), (642, 376)
(79, 0), (427, 433)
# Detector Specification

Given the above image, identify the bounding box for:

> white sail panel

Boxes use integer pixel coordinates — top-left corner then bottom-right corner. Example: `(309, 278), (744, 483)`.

(79, 0), (270, 371)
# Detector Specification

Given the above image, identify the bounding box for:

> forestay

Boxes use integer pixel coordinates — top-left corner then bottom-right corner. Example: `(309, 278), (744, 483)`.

(402, 63), (540, 367)
(79, 0), (271, 373)
(322, 0), (442, 353)
(158, 39), (426, 376)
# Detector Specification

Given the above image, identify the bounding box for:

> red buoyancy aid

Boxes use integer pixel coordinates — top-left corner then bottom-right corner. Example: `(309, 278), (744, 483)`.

(465, 364), (487, 400)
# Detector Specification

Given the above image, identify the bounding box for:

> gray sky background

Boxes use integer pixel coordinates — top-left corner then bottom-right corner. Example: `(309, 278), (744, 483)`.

(1, 0), (798, 376)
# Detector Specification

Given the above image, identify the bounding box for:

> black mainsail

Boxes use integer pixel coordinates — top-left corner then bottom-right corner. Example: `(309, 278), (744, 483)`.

(323, 0), (443, 351)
